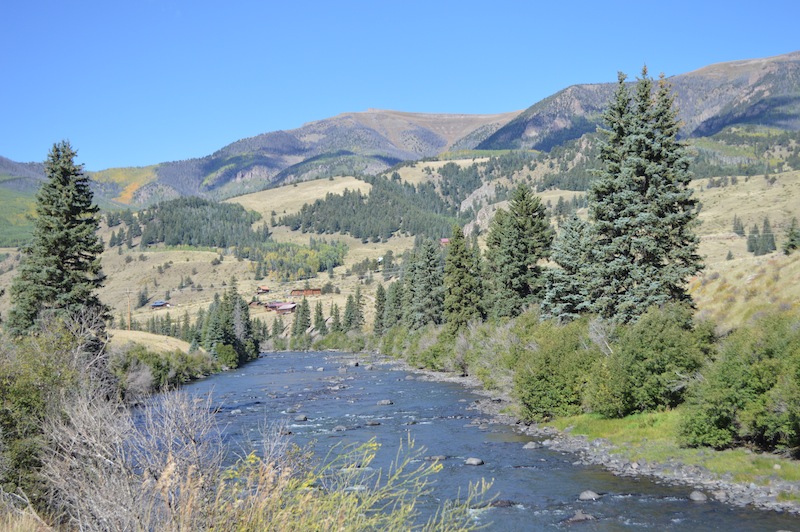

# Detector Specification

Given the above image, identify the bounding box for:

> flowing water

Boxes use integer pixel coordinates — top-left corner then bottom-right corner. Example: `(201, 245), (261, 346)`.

(182, 351), (800, 530)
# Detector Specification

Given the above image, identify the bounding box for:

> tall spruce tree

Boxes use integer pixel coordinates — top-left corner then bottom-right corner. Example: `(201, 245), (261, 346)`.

(403, 239), (444, 329)
(343, 295), (358, 331)
(8, 141), (108, 335)
(313, 301), (327, 335)
(541, 215), (594, 322)
(443, 224), (483, 333)
(373, 283), (386, 336)
(485, 184), (552, 318)
(784, 217), (800, 255)
(587, 69), (701, 323)
(383, 281), (404, 329)
(292, 298), (311, 337)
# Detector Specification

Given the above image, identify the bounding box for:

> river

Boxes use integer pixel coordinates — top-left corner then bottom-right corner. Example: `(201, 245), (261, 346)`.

(181, 351), (800, 530)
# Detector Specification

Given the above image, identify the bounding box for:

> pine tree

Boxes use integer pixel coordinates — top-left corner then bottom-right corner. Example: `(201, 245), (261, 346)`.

(404, 239), (444, 329)
(373, 283), (386, 336)
(747, 224), (761, 254)
(313, 301), (327, 335)
(485, 184), (552, 318)
(353, 285), (365, 330)
(8, 141), (108, 335)
(443, 224), (483, 333)
(761, 217), (776, 254)
(732, 215), (745, 237)
(292, 298), (311, 337)
(383, 281), (404, 329)
(271, 316), (285, 338)
(587, 69), (701, 323)
(784, 217), (800, 255)
(330, 302), (342, 333)
(541, 215), (594, 322)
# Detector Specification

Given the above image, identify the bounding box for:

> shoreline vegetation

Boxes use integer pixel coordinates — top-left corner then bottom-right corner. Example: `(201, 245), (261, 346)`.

(370, 350), (800, 515)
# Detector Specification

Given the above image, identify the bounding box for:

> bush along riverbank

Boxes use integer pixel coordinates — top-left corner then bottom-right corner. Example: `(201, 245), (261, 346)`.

(362, 303), (800, 514)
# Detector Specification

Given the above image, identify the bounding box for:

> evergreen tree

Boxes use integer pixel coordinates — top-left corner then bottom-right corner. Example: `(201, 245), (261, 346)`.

(443, 224), (483, 333)
(587, 69), (701, 323)
(373, 283), (386, 336)
(383, 281), (404, 329)
(8, 141), (108, 335)
(404, 239), (444, 329)
(292, 298), (311, 337)
(747, 224), (761, 254)
(330, 302), (342, 333)
(541, 215), (594, 322)
(343, 295), (358, 331)
(485, 184), (552, 318)
(353, 285), (365, 330)
(313, 301), (327, 335)
(271, 316), (285, 339)
(732, 215), (745, 237)
(761, 217), (776, 254)
(784, 217), (800, 255)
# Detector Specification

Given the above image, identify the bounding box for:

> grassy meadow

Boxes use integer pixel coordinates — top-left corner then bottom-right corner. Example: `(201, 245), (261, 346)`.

(1, 164), (799, 354)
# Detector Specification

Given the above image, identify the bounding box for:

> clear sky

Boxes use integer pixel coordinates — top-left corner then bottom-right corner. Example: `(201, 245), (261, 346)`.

(2, 0), (799, 171)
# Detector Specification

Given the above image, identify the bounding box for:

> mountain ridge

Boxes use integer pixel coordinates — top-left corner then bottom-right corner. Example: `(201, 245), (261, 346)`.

(3, 51), (800, 207)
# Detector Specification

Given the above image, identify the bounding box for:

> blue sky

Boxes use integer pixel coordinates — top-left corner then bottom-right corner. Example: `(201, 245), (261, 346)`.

(2, 1), (799, 170)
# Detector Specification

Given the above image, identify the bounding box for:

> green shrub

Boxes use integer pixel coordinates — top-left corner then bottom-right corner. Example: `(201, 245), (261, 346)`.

(110, 344), (217, 397)
(587, 303), (713, 418)
(680, 310), (800, 450)
(0, 324), (80, 503)
(513, 318), (600, 421)
(215, 344), (239, 369)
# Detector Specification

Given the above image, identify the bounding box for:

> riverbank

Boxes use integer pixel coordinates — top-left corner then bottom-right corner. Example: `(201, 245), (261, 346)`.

(372, 353), (800, 516)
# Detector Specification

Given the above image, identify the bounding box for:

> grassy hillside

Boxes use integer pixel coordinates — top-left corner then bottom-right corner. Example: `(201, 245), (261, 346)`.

(229, 175), (372, 219)
(1, 161), (798, 347)
(0, 187), (36, 246)
(90, 165), (159, 204)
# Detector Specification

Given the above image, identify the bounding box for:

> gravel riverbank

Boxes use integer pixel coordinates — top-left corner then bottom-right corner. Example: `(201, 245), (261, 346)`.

(374, 355), (800, 516)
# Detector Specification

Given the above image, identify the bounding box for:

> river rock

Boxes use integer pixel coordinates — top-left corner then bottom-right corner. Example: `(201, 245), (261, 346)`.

(425, 455), (447, 461)
(332, 425), (347, 432)
(489, 499), (517, 508)
(377, 399), (394, 406)
(294, 415), (308, 422)
(564, 509), (596, 524)
(523, 441), (541, 450)
(578, 490), (600, 501)
(465, 457), (484, 466)
(689, 490), (708, 502)
(366, 420), (381, 426)
(230, 409), (242, 415)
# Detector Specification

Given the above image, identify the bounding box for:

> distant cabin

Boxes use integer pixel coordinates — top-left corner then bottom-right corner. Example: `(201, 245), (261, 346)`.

(439, 238), (450, 246)
(256, 286), (271, 294)
(265, 301), (297, 314)
(151, 300), (170, 309)
(275, 303), (297, 315)
(290, 288), (321, 297)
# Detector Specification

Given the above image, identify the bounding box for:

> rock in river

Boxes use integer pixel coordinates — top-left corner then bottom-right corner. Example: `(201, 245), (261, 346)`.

(579, 490), (600, 501)
(465, 457), (484, 466)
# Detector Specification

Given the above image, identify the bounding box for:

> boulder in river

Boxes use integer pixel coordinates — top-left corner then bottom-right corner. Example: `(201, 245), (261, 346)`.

(563, 509), (597, 524)
(523, 441), (541, 450)
(578, 490), (600, 501)
(425, 455), (448, 462)
(689, 490), (708, 502)
(377, 399), (394, 406)
(294, 415), (308, 422)
(332, 425), (347, 432)
(465, 457), (484, 466)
